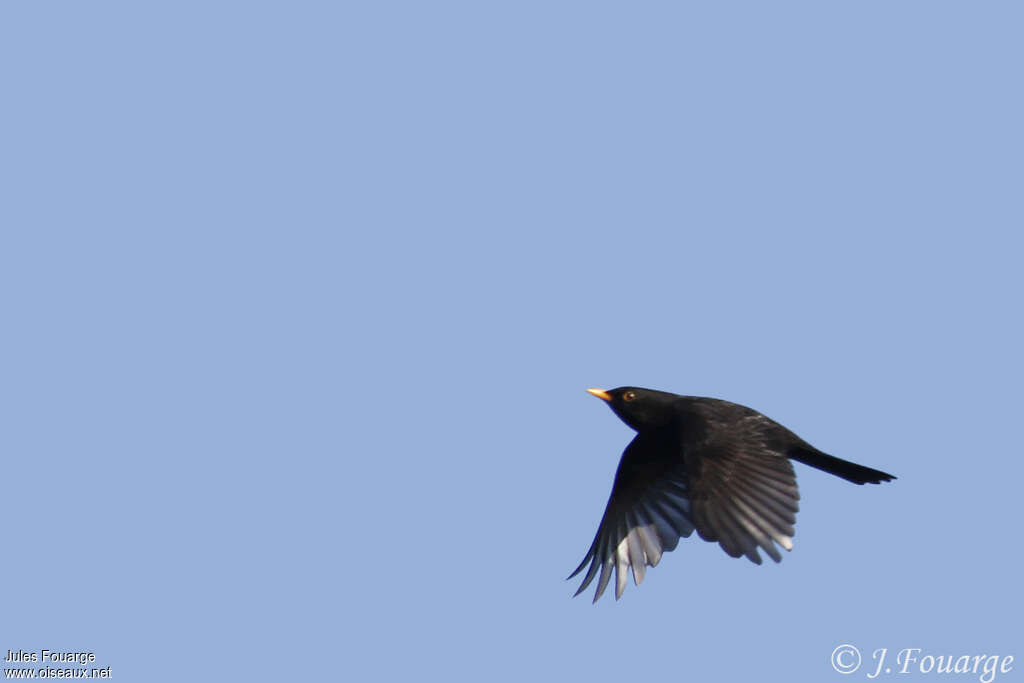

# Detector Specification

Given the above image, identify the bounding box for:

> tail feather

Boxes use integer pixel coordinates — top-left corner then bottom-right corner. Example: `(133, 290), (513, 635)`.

(789, 448), (896, 485)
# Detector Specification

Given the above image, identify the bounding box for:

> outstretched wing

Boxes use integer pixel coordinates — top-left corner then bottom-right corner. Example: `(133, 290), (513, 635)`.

(568, 433), (695, 602)
(686, 412), (800, 564)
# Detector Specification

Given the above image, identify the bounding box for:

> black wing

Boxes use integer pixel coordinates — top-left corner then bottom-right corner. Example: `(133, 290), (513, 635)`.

(569, 432), (695, 602)
(686, 412), (800, 564)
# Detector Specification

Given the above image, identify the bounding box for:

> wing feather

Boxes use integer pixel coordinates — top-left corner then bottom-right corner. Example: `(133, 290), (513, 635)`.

(689, 440), (800, 565)
(569, 434), (695, 601)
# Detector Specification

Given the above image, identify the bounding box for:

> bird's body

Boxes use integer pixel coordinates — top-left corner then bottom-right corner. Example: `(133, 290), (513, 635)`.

(570, 387), (895, 602)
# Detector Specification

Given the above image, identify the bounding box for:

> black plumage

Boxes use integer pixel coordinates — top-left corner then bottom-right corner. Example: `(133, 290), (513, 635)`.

(570, 387), (895, 602)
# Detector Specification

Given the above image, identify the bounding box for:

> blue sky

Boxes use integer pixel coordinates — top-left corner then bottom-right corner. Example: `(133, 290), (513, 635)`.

(3, 2), (1022, 681)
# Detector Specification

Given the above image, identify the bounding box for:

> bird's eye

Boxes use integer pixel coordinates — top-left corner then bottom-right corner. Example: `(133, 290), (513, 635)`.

(623, 391), (637, 402)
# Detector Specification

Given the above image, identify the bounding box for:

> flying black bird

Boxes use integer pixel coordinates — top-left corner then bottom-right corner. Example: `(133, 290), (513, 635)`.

(569, 387), (895, 602)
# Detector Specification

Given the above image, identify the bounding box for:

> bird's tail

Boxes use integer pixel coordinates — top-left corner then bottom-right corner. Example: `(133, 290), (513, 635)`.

(789, 448), (896, 485)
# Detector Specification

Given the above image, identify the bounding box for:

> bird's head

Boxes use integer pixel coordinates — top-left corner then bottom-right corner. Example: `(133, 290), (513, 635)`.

(586, 386), (680, 432)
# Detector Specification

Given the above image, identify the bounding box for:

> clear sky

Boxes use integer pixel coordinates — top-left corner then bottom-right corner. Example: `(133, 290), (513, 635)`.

(3, 2), (1022, 682)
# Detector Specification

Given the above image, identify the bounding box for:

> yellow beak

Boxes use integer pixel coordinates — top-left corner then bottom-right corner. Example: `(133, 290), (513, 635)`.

(586, 388), (612, 402)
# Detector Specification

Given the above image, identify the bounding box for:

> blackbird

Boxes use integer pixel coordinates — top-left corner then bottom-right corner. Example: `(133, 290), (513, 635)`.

(570, 387), (895, 602)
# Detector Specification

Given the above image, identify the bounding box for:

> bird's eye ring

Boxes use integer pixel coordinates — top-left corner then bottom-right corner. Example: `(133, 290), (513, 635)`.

(623, 391), (636, 402)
